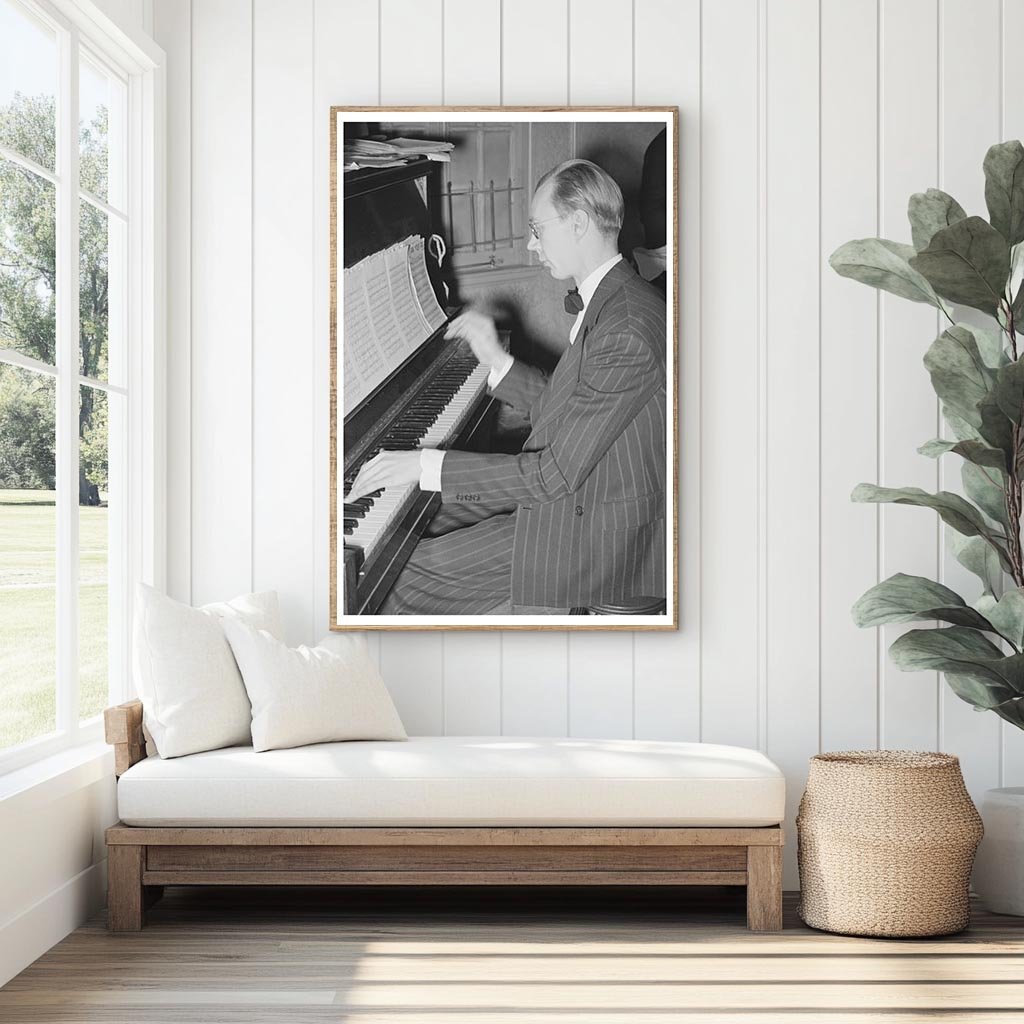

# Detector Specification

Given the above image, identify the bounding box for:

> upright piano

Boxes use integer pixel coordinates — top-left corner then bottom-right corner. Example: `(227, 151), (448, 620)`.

(334, 159), (496, 618)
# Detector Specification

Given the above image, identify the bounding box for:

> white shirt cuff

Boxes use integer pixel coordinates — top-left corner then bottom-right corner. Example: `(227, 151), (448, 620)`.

(419, 448), (445, 492)
(487, 353), (515, 389)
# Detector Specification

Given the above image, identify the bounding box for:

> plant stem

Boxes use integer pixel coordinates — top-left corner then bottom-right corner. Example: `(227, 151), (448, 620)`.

(1006, 306), (1024, 587)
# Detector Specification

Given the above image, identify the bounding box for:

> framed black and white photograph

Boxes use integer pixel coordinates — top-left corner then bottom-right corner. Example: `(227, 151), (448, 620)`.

(330, 107), (678, 630)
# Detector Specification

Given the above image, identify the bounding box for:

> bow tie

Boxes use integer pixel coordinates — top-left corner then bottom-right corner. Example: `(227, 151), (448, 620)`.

(564, 287), (584, 315)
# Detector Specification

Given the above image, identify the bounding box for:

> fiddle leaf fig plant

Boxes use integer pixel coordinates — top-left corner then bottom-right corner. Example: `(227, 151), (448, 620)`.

(831, 140), (1024, 731)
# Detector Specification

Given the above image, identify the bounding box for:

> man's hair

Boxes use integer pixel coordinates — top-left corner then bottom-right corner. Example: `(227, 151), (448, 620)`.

(535, 158), (624, 239)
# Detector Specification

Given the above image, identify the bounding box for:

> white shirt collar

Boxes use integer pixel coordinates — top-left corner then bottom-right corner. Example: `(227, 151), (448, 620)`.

(569, 253), (623, 345)
(577, 252), (623, 309)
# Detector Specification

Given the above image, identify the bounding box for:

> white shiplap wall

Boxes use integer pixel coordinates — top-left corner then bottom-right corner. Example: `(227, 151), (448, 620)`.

(154, 0), (1024, 886)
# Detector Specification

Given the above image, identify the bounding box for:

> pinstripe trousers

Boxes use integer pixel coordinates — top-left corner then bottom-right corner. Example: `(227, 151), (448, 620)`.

(378, 509), (517, 615)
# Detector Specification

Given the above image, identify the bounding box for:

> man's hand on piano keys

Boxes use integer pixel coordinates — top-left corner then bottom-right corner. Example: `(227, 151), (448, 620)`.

(445, 310), (507, 370)
(347, 450), (424, 503)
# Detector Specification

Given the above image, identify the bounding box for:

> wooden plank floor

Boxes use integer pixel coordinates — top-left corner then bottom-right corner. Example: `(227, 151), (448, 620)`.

(3, 885), (1024, 1022)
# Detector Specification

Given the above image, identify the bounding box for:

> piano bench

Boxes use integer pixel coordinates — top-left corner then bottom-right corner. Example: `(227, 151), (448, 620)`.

(571, 597), (667, 615)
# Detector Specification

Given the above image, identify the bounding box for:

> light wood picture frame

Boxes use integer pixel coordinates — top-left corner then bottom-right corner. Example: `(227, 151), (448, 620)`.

(330, 107), (678, 631)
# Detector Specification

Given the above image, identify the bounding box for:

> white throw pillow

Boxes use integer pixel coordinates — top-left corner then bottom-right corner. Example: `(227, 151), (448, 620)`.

(133, 583), (283, 758)
(222, 621), (408, 752)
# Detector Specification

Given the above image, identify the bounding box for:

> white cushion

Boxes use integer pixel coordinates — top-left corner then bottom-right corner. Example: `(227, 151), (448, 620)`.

(133, 584), (283, 759)
(116, 736), (786, 827)
(222, 621), (407, 752)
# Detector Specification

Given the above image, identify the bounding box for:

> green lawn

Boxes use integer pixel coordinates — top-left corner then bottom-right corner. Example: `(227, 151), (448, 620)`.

(0, 489), (109, 751)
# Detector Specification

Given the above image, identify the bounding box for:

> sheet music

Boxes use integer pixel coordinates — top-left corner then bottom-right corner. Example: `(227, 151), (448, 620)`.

(363, 250), (407, 365)
(341, 235), (447, 413)
(385, 242), (433, 340)
(341, 275), (379, 410)
(408, 235), (447, 332)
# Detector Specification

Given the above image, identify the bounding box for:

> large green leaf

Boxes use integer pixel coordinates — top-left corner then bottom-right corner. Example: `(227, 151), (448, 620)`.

(909, 216), (1011, 315)
(944, 671), (1024, 715)
(918, 437), (1007, 471)
(1008, 240), (1024, 304)
(923, 326), (996, 427)
(908, 188), (968, 251)
(993, 357), (1024, 423)
(984, 140), (1024, 246)
(980, 685), (1024, 728)
(1012, 277), (1024, 326)
(977, 589), (1024, 649)
(963, 321), (1011, 369)
(852, 573), (994, 630)
(962, 461), (1009, 528)
(950, 532), (1004, 596)
(942, 406), (983, 442)
(888, 626), (1024, 702)
(977, 391), (1016, 459)
(851, 483), (1009, 553)
(830, 238), (943, 307)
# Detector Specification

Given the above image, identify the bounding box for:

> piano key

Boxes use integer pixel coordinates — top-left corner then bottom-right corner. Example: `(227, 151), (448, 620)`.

(342, 359), (491, 564)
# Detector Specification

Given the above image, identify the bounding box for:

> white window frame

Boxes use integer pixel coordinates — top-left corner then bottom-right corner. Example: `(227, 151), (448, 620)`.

(0, 0), (164, 776)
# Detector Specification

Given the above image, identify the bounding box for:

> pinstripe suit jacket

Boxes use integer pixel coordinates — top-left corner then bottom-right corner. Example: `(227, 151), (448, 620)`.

(441, 259), (667, 607)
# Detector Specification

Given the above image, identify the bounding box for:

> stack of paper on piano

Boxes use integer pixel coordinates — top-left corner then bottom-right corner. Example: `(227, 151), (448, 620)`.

(344, 137), (454, 170)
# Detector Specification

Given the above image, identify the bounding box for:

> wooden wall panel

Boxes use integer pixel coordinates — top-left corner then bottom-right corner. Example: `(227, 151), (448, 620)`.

(501, 633), (569, 736)
(165, 0), (1020, 892)
(501, 0), (567, 104)
(568, 634), (634, 739)
(440, 0), (503, 733)
(154, 0), (191, 604)
(937, 0), (1002, 797)
(877, 0), (941, 752)
(563, 0), (637, 737)
(375, 0), (446, 726)
(698, 0), (761, 749)
(252, 0), (315, 646)
(764, 0), (820, 884)
(568, 0), (632, 104)
(312, 0), (379, 653)
(189, 0), (252, 606)
(632, 0), (700, 743)
(443, 0), (500, 105)
(819, 0), (879, 753)
(1002, 0), (1024, 786)
(380, 0), (443, 105)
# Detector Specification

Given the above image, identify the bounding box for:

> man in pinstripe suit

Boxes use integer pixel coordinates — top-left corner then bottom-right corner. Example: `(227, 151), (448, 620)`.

(349, 158), (667, 614)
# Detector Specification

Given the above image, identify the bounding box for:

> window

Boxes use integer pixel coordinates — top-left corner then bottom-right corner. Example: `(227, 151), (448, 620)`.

(0, 0), (160, 773)
(382, 122), (531, 272)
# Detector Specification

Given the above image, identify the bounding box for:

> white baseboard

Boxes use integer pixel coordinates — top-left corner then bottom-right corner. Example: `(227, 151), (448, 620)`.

(0, 859), (107, 987)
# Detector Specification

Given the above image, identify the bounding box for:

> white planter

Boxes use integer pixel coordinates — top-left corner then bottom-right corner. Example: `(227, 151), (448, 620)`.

(973, 787), (1024, 916)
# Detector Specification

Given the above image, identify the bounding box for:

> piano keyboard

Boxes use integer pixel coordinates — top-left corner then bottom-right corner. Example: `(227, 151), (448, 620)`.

(342, 355), (491, 564)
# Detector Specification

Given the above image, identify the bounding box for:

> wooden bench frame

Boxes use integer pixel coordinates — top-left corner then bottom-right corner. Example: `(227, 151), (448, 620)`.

(104, 700), (784, 932)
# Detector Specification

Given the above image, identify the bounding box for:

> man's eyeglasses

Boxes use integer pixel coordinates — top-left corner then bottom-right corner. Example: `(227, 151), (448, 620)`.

(528, 214), (565, 240)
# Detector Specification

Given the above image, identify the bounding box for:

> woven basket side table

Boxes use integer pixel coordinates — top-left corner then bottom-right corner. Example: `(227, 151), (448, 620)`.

(797, 750), (983, 938)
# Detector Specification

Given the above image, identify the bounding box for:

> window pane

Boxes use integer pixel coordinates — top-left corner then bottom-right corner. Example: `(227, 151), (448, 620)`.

(79, 52), (126, 209)
(482, 129), (513, 247)
(0, 158), (56, 364)
(446, 129), (479, 251)
(80, 202), (124, 384)
(0, 362), (56, 751)
(79, 384), (109, 723)
(0, 0), (57, 173)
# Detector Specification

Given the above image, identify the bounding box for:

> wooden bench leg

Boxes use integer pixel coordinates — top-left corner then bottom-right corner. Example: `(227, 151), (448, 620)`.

(746, 845), (783, 931)
(107, 845), (145, 931)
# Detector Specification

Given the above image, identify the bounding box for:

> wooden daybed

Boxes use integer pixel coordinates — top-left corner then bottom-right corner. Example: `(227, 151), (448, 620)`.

(104, 699), (785, 932)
